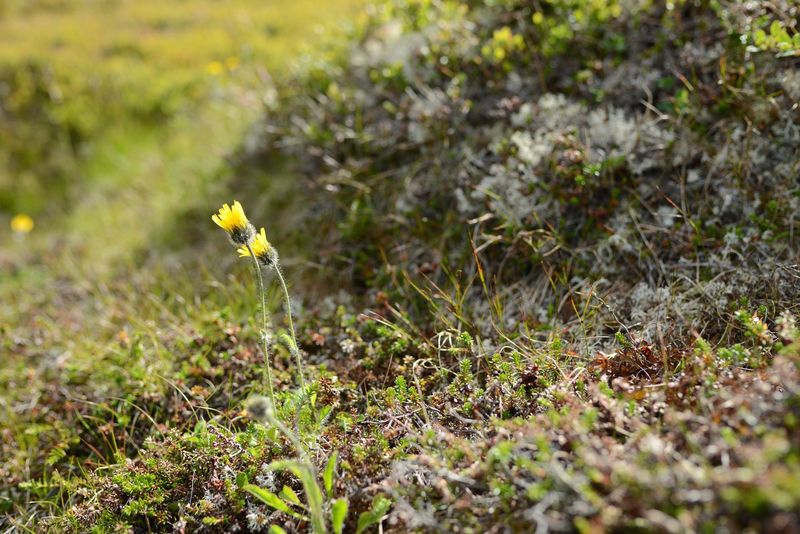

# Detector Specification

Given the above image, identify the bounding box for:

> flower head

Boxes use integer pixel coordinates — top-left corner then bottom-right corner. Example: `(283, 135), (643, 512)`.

(10, 213), (34, 234)
(212, 201), (255, 245)
(206, 61), (224, 76)
(245, 395), (273, 423)
(238, 227), (279, 266)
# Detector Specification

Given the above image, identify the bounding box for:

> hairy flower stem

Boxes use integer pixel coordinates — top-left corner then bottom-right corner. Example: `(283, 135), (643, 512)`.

(262, 403), (307, 460)
(247, 243), (276, 406)
(275, 266), (316, 420)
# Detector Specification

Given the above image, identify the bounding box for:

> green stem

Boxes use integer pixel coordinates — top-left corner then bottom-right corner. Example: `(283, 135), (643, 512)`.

(263, 406), (306, 460)
(275, 266), (306, 388)
(275, 265), (314, 419)
(247, 243), (275, 406)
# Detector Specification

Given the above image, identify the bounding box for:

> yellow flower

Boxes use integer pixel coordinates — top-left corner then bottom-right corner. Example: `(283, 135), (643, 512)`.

(238, 227), (278, 266)
(212, 200), (254, 245)
(206, 61), (224, 76)
(10, 213), (34, 234)
(225, 56), (240, 70)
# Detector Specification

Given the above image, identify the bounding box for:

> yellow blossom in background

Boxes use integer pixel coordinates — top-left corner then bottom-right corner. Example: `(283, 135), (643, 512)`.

(212, 200), (254, 245)
(326, 81), (343, 101)
(481, 26), (525, 63)
(225, 56), (240, 70)
(206, 61), (224, 76)
(10, 213), (34, 234)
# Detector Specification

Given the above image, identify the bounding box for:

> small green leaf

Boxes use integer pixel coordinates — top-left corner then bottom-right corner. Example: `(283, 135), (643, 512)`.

(269, 460), (326, 533)
(269, 526), (288, 534)
(194, 419), (207, 436)
(356, 496), (391, 534)
(319, 405), (333, 422)
(46, 445), (67, 466)
(269, 459), (305, 481)
(331, 498), (348, 534)
(243, 484), (303, 519)
(243, 485), (290, 513)
(281, 485), (303, 507)
(323, 452), (338, 498)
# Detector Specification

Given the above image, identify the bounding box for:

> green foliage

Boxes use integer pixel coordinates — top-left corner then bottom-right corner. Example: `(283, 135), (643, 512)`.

(355, 496), (392, 534)
(245, 484), (306, 519)
(0, 0), (363, 216)
(750, 19), (800, 56)
(532, 0), (625, 57)
(323, 452), (338, 498)
(331, 498), (348, 534)
(481, 26), (525, 66)
(261, 459), (328, 533)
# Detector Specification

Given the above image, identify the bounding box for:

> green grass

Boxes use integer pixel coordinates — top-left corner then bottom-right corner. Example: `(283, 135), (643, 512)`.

(0, 0), (362, 217)
(0, 0), (363, 263)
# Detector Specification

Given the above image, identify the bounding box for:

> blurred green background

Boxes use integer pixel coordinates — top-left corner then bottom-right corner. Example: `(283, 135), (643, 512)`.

(0, 0), (361, 267)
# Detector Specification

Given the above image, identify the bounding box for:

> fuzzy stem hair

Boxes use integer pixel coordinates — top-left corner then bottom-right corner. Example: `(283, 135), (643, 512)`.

(247, 242), (276, 406)
(275, 265), (316, 421)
